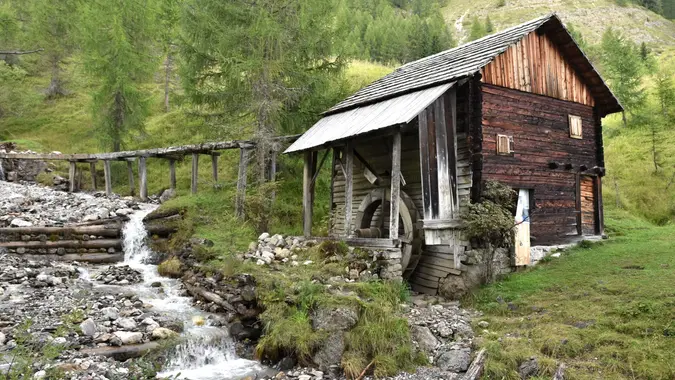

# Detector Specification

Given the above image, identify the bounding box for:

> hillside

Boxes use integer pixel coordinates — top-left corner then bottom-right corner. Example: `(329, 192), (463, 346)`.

(444, 0), (675, 50)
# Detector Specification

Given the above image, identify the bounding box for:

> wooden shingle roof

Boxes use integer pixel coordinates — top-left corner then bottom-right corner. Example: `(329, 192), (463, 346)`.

(326, 13), (621, 117)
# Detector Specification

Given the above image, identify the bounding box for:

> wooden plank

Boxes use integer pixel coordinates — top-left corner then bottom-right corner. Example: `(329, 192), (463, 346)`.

(169, 159), (176, 190)
(127, 160), (135, 196)
(596, 176), (604, 236)
(344, 238), (398, 248)
(191, 153), (199, 194)
(303, 150), (314, 237)
(416, 262), (460, 278)
(419, 255), (456, 270)
(575, 173), (582, 235)
(103, 160), (112, 197)
(211, 153), (219, 182)
(138, 156), (148, 201)
(88, 162), (97, 190)
(69, 161), (76, 192)
(390, 130), (402, 239)
(409, 276), (440, 289)
(435, 97), (452, 220)
(410, 282), (438, 295)
(235, 149), (248, 219)
(344, 142), (354, 237)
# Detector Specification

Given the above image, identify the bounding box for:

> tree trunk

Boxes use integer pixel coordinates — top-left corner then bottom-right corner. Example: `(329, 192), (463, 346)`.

(652, 126), (658, 173)
(112, 92), (124, 152)
(164, 52), (173, 112)
(46, 56), (66, 99)
(621, 111), (627, 128)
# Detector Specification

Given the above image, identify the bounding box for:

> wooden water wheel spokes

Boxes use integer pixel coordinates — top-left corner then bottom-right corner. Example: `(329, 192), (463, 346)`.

(354, 188), (422, 276)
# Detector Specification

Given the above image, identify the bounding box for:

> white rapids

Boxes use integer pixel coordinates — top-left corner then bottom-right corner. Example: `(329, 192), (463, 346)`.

(119, 205), (264, 379)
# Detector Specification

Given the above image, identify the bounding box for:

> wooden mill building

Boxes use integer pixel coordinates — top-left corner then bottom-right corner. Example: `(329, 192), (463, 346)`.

(285, 14), (622, 294)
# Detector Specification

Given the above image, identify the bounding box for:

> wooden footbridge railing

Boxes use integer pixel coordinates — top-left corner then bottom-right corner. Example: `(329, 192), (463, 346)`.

(0, 140), (264, 216)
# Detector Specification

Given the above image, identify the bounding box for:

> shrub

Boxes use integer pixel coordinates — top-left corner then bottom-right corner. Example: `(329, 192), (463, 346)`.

(462, 181), (516, 248)
(158, 257), (182, 278)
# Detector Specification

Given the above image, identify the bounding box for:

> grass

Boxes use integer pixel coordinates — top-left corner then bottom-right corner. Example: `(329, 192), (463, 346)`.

(467, 208), (675, 379)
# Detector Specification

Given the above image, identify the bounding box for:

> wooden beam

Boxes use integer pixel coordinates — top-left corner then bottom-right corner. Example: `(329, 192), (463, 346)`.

(235, 149), (248, 219)
(390, 130), (402, 239)
(575, 173), (582, 235)
(596, 176), (604, 236)
(310, 149), (330, 187)
(353, 149), (382, 184)
(191, 153), (199, 194)
(303, 151), (315, 237)
(169, 159), (176, 190)
(138, 156), (148, 201)
(463, 349), (487, 380)
(126, 161), (135, 196)
(69, 161), (76, 192)
(434, 97), (453, 220)
(211, 153), (219, 182)
(344, 142), (354, 238)
(103, 160), (112, 196)
(89, 162), (97, 190)
(0, 239), (122, 249)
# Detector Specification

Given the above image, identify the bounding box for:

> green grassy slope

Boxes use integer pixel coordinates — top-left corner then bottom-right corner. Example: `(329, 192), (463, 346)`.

(468, 209), (675, 379)
(443, 0), (675, 51)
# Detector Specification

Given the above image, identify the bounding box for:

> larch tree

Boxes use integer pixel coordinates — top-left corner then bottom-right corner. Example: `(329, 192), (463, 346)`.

(485, 15), (494, 34)
(600, 28), (645, 128)
(468, 16), (486, 41)
(80, 0), (159, 151)
(159, 0), (182, 112)
(28, 0), (80, 98)
(181, 0), (346, 182)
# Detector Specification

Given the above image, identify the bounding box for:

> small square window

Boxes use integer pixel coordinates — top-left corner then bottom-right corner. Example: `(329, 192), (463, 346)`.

(569, 115), (582, 139)
(496, 134), (514, 155)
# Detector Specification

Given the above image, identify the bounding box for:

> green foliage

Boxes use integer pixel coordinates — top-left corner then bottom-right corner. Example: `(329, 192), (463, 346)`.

(485, 15), (495, 33)
(337, 0), (454, 63)
(467, 211), (675, 379)
(462, 181), (516, 248)
(566, 23), (587, 51)
(468, 15), (487, 41)
(80, 0), (159, 151)
(1, 320), (66, 380)
(600, 28), (646, 118)
(496, 0), (507, 7)
(316, 240), (350, 258)
(244, 182), (279, 234)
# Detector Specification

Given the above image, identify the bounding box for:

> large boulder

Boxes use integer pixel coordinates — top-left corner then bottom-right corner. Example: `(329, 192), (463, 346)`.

(312, 332), (345, 370)
(411, 325), (439, 354)
(113, 331), (143, 345)
(436, 347), (471, 372)
(80, 318), (98, 337)
(311, 307), (358, 332)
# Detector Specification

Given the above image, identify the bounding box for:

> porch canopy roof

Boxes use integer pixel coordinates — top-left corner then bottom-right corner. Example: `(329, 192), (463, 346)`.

(285, 82), (454, 153)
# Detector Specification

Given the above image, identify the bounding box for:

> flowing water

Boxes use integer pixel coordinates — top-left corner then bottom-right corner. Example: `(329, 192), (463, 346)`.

(118, 205), (264, 379)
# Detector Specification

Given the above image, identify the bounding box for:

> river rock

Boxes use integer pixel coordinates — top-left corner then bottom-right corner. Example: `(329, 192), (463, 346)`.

(115, 318), (137, 330)
(100, 307), (119, 321)
(0, 332), (5, 345)
(80, 318), (98, 337)
(159, 188), (176, 203)
(10, 218), (32, 227)
(151, 327), (178, 340)
(518, 357), (539, 379)
(113, 331), (143, 345)
(411, 325), (439, 354)
(436, 347), (471, 372)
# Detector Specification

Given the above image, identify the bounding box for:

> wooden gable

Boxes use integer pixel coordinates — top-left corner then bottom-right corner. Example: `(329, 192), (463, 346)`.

(480, 31), (594, 107)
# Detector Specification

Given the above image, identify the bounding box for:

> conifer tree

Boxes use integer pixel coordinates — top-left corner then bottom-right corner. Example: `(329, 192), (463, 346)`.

(80, 0), (158, 151)
(600, 28), (645, 128)
(485, 16), (495, 34)
(28, 0), (80, 98)
(159, 0), (182, 112)
(468, 16), (486, 41)
(181, 0), (346, 181)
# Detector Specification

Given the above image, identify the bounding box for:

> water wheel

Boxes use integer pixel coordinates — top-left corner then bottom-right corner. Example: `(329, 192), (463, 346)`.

(353, 188), (423, 278)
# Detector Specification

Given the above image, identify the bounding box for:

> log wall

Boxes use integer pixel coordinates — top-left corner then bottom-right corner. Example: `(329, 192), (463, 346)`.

(480, 31), (595, 107)
(480, 84), (601, 244)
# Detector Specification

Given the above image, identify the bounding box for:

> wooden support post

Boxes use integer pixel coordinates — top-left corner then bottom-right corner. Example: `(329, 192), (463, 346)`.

(68, 161), (76, 192)
(191, 153), (199, 194)
(596, 176), (604, 236)
(235, 149), (249, 219)
(89, 162), (97, 190)
(77, 166), (83, 191)
(303, 151), (315, 237)
(127, 161), (135, 196)
(344, 142), (354, 238)
(139, 156), (148, 201)
(390, 130), (401, 239)
(211, 153), (219, 182)
(103, 160), (112, 197)
(169, 159), (176, 190)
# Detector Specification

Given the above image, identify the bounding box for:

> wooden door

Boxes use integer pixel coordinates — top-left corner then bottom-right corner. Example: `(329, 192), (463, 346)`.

(580, 176), (596, 235)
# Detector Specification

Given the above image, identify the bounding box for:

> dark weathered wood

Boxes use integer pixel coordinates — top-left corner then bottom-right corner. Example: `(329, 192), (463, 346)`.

(169, 159), (176, 190)
(184, 283), (236, 312)
(596, 176), (604, 236)
(211, 153), (219, 182)
(418, 106), (432, 220)
(127, 160), (135, 196)
(0, 239), (122, 249)
(344, 238), (398, 248)
(344, 142), (354, 237)
(463, 349), (487, 380)
(434, 97), (452, 220)
(138, 156), (148, 201)
(20, 252), (124, 264)
(311, 149), (330, 188)
(69, 161), (76, 192)
(235, 149), (249, 219)
(303, 150), (314, 237)
(0, 140), (255, 161)
(575, 173), (582, 235)
(103, 160), (112, 196)
(80, 342), (160, 361)
(390, 129), (402, 239)
(191, 153), (199, 194)
(447, 88), (459, 211)
(354, 149), (383, 184)
(89, 162), (97, 190)
(0, 225), (121, 237)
